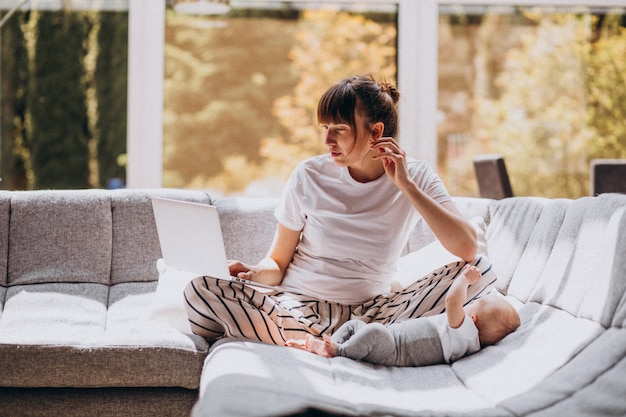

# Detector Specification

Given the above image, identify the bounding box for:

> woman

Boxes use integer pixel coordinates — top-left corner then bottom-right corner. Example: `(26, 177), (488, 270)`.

(184, 74), (494, 344)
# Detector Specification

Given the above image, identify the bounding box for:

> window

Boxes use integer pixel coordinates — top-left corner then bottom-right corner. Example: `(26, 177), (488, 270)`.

(437, 1), (626, 198)
(162, 1), (398, 196)
(0, 1), (129, 190)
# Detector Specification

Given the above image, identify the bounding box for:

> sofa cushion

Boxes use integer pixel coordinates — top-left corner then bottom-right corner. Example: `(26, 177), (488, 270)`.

(393, 216), (489, 289)
(404, 196), (492, 254)
(452, 301), (604, 405)
(498, 327), (626, 416)
(500, 194), (626, 327)
(212, 197), (278, 263)
(193, 340), (497, 417)
(8, 190), (113, 285)
(485, 196), (549, 294)
(144, 259), (197, 334)
(0, 283), (109, 341)
(0, 282), (209, 389)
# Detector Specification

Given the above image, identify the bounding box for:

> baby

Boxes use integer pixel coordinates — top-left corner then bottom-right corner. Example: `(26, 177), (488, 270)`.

(285, 265), (520, 366)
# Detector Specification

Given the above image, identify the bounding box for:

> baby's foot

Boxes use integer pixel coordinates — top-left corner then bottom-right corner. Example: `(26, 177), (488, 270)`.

(305, 334), (336, 358)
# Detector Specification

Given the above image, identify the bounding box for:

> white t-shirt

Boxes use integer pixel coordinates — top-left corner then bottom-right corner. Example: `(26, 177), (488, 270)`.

(274, 154), (451, 305)
(439, 314), (481, 363)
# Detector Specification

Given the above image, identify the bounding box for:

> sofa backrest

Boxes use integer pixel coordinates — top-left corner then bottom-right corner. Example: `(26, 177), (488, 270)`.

(0, 189), (211, 287)
(487, 193), (626, 328)
(212, 197), (279, 264)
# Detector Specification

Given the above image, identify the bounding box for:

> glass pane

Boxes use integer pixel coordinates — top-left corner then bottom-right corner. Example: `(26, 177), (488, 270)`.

(164, 1), (397, 196)
(438, 5), (626, 198)
(0, 4), (129, 190)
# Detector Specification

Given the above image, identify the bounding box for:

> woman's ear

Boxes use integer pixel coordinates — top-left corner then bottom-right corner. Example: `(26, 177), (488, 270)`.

(370, 122), (385, 139)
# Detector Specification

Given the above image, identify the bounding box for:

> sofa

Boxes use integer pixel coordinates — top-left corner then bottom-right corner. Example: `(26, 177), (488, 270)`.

(0, 189), (220, 417)
(0, 189), (625, 417)
(191, 193), (626, 417)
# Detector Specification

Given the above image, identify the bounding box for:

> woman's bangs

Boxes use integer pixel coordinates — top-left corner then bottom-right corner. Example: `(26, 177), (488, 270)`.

(317, 84), (356, 127)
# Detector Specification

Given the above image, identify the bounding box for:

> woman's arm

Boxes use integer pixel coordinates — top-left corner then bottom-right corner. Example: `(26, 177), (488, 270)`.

(371, 137), (477, 262)
(228, 223), (301, 286)
(404, 187), (477, 262)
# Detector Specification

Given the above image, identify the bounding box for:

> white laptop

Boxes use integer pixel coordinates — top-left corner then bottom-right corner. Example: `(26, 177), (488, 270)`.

(151, 197), (277, 291)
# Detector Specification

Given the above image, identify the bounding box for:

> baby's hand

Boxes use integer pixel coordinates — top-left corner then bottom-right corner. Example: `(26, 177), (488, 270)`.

(462, 264), (482, 285)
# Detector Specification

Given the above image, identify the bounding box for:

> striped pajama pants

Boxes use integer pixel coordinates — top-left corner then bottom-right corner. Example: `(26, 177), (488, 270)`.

(183, 256), (496, 345)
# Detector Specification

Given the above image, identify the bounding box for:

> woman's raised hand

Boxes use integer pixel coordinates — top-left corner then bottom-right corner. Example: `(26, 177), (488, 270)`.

(370, 137), (410, 188)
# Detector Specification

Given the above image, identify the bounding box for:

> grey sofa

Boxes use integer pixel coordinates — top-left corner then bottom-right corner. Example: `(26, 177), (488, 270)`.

(1, 189), (625, 417)
(192, 193), (626, 417)
(0, 189), (219, 417)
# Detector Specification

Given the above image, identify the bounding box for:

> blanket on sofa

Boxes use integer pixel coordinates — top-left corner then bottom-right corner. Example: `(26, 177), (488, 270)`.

(191, 194), (626, 417)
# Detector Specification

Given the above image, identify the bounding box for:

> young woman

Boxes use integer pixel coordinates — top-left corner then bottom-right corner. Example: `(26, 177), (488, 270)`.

(184, 74), (495, 344)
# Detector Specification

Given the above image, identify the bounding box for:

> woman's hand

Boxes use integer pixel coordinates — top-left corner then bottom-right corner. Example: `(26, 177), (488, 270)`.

(227, 223), (301, 287)
(228, 260), (255, 280)
(370, 137), (411, 189)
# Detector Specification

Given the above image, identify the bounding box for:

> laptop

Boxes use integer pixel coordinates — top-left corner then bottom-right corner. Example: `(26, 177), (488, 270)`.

(151, 197), (277, 291)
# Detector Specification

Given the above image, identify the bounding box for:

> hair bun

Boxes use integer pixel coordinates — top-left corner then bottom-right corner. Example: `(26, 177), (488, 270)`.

(378, 81), (400, 104)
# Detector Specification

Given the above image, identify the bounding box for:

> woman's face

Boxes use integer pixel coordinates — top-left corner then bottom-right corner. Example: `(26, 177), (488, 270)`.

(322, 113), (372, 168)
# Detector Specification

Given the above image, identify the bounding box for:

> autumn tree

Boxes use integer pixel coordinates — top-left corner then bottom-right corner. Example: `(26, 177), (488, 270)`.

(206, 9), (397, 193)
(472, 11), (626, 198)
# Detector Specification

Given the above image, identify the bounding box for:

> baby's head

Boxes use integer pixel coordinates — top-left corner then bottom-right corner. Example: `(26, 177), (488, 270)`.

(466, 294), (520, 347)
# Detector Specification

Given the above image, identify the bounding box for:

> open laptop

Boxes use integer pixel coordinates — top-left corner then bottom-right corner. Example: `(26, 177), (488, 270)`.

(151, 197), (277, 291)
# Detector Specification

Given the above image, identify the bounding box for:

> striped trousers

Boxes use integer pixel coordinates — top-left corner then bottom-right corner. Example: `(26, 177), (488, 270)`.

(183, 256), (496, 344)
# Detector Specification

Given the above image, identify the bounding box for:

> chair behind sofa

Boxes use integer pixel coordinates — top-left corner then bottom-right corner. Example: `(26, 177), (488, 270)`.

(473, 154), (514, 200)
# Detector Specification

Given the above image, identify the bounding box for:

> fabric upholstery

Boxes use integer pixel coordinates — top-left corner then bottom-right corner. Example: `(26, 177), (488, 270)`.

(212, 197), (278, 263)
(0, 387), (198, 417)
(193, 193), (626, 417)
(2, 189), (625, 417)
(8, 190), (113, 285)
(0, 281), (209, 389)
(0, 189), (213, 397)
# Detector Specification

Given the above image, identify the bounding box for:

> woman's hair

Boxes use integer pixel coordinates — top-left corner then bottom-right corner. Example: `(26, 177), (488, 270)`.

(317, 74), (400, 138)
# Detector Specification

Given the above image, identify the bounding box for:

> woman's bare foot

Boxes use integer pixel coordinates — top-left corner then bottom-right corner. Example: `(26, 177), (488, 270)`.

(284, 339), (307, 350)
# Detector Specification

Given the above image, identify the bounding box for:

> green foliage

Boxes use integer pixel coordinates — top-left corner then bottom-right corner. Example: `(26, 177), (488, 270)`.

(0, 11), (29, 189)
(95, 12), (128, 186)
(28, 11), (90, 189)
(473, 12), (626, 198)
(585, 25), (626, 161)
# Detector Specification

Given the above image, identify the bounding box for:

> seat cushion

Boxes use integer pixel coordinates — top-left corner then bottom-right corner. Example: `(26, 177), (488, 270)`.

(0, 282), (209, 389)
(193, 340), (497, 417)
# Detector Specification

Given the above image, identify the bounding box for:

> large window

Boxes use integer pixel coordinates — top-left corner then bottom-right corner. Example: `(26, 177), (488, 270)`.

(0, 1), (128, 190)
(437, 2), (626, 198)
(163, 1), (398, 197)
(2, 0), (625, 199)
